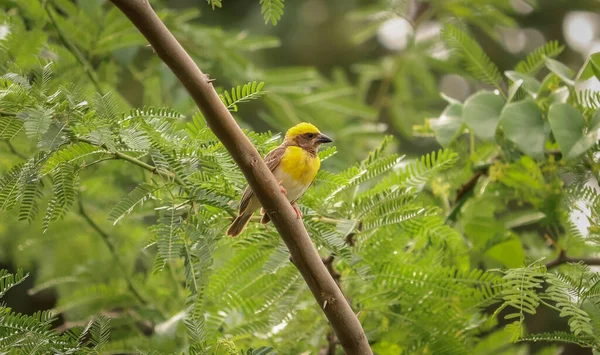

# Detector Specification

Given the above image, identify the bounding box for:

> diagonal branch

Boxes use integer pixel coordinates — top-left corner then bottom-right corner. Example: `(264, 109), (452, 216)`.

(545, 250), (600, 269)
(107, 1), (371, 353)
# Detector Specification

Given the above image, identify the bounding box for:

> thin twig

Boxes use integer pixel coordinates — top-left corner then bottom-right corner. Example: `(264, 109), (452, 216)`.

(75, 136), (189, 193)
(44, 1), (104, 94)
(0, 110), (17, 117)
(545, 250), (600, 269)
(77, 194), (148, 306)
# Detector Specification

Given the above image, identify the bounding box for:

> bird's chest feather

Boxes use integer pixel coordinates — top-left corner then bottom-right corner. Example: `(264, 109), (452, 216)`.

(275, 146), (320, 201)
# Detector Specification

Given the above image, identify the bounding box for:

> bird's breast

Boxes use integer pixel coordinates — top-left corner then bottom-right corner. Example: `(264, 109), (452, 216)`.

(279, 146), (320, 185)
(274, 146), (320, 202)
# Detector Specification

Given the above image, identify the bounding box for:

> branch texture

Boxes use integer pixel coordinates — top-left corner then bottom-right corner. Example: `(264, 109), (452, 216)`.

(545, 250), (600, 269)
(108, 0), (371, 353)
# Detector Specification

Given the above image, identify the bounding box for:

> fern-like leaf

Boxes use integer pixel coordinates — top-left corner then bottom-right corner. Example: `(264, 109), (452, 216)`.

(385, 149), (459, 190)
(108, 183), (157, 225)
(90, 315), (111, 349)
(260, 0), (284, 25)
(43, 164), (77, 231)
(0, 163), (24, 212)
(20, 106), (53, 139)
(206, 0), (222, 9)
(0, 269), (28, 298)
(545, 273), (594, 336)
(0, 114), (23, 140)
(515, 40), (565, 75)
(152, 207), (185, 271)
(42, 142), (109, 175)
(18, 181), (42, 223)
(519, 331), (595, 347)
(441, 24), (504, 92)
(219, 81), (265, 112)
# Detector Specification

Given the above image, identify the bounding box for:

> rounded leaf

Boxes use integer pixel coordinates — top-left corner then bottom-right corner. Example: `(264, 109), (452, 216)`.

(463, 91), (505, 141)
(500, 99), (546, 159)
(576, 52), (600, 81)
(505, 71), (541, 95)
(430, 103), (463, 147)
(548, 103), (594, 159)
(545, 57), (574, 86)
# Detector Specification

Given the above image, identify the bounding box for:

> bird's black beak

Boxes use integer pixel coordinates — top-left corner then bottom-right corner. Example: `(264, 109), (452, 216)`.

(316, 133), (333, 144)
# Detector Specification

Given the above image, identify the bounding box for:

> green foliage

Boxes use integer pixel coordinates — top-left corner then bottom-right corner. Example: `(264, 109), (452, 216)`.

(0, 269), (28, 298)
(260, 0), (285, 25)
(219, 81), (266, 112)
(515, 41), (565, 75)
(441, 24), (504, 93)
(2, 0), (600, 354)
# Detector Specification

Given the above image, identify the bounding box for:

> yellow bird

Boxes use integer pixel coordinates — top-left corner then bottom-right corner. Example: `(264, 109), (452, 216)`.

(226, 122), (333, 237)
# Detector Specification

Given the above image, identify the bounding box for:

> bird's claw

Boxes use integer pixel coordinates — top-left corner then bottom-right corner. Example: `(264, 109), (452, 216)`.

(278, 180), (287, 195)
(292, 202), (302, 219)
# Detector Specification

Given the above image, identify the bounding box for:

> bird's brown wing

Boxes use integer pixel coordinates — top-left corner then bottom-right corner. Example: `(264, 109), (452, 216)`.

(238, 144), (288, 213)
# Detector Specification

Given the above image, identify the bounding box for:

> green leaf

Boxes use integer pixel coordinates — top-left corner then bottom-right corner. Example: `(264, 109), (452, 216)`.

(548, 103), (597, 159)
(515, 41), (564, 75)
(576, 52), (600, 81)
(260, 0), (284, 26)
(545, 57), (574, 86)
(500, 99), (546, 159)
(108, 183), (157, 224)
(441, 24), (504, 92)
(0, 114), (23, 140)
(505, 71), (541, 95)
(19, 107), (54, 139)
(0, 269), (28, 298)
(463, 91), (505, 141)
(218, 81), (266, 112)
(206, 0), (222, 9)
(429, 103), (463, 147)
(485, 238), (525, 268)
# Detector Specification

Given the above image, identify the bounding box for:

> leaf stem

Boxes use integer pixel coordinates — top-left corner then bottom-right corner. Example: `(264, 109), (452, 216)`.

(77, 194), (148, 306)
(44, 1), (104, 95)
(75, 136), (190, 193)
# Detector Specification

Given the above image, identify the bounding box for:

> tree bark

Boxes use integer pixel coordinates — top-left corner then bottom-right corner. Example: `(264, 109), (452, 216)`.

(108, 1), (372, 353)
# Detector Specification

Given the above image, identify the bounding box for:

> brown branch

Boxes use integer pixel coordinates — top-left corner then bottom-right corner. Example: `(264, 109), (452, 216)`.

(320, 331), (340, 355)
(454, 170), (486, 202)
(545, 250), (600, 269)
(108, 1), (371, 353)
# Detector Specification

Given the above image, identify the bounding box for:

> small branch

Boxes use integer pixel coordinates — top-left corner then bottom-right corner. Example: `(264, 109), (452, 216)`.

(0, 110), (17, 117)
(75, 136), (189, 192)
(322, 256), (341, 288)
(320, 331), (339, 355)
(44, 1), (104, 94)
(77, 194), (148, 306)
(455, 170), (486, 202)
(108, 1), (371, 353)
(545, 250), (600, 269)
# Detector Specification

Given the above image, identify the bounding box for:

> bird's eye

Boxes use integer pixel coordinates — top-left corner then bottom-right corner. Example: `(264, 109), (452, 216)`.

(307, 133), (315, 138)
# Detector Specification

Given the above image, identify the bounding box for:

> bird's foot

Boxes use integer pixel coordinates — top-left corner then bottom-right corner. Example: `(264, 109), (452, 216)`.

(292, 202), (302, 219)
(278, 180), (287, 195)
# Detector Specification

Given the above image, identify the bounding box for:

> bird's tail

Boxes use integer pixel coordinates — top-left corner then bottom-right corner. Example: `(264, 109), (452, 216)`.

(226, 213), (253, 237)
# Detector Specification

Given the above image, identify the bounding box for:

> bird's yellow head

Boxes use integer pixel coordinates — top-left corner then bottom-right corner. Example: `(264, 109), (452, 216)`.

(285, 122), (333, 152)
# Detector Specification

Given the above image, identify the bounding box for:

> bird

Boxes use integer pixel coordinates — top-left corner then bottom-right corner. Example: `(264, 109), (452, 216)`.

(226, 122), (333, 237)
